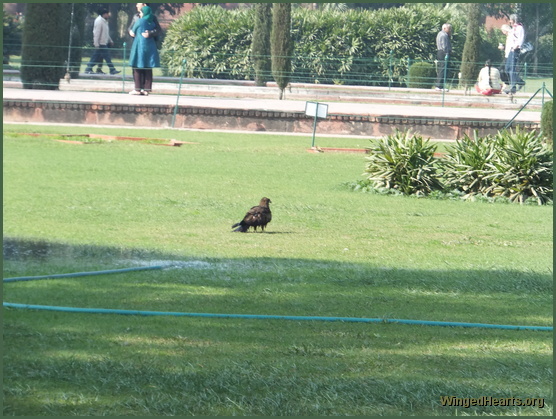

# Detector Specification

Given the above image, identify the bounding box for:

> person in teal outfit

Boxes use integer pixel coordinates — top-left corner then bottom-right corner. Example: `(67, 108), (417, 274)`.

(128, 6), (160, 95)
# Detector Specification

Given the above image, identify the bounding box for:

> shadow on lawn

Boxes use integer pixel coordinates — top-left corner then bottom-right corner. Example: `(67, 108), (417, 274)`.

(3, 238), (552, 415)
(3, 236), (552, 320)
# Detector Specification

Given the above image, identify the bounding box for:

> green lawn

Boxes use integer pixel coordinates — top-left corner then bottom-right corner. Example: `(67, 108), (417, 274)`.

(521, 77), (554, 94)
(3, 125), (553, 416)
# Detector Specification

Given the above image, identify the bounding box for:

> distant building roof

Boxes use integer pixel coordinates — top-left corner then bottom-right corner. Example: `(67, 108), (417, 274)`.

(485, 16), (509, 31)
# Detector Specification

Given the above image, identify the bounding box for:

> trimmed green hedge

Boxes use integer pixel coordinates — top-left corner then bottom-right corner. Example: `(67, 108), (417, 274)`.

(161, 4), (464, 85)
(407, 62), (436, 89)
(161, 6), (254, 80)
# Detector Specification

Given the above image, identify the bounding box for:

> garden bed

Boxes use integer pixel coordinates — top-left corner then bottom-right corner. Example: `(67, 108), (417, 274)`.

(14, 132), (197, 147)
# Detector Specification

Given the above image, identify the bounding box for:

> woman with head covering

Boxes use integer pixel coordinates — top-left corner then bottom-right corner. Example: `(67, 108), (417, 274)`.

(128, 6), (160, 95)
(475, 60), (502, 96)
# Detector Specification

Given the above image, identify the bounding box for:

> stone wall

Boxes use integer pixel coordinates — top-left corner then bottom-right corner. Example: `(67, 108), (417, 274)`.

(3, 99), (540, 140)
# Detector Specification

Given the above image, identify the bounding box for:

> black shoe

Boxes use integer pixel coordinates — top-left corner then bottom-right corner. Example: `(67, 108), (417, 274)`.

(85, 70), (93, 74)
(96, 70), (106, 74)
(110, 70), (121, 75)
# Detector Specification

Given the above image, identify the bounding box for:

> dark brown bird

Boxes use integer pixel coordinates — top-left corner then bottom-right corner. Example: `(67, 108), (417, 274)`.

(232, 197), (272, 233)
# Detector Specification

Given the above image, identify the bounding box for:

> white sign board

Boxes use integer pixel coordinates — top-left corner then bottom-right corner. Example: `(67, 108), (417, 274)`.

(305, 101), (328, 119)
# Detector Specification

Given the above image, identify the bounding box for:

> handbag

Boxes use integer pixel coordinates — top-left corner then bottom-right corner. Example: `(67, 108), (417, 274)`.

(520, 42), (533, 54)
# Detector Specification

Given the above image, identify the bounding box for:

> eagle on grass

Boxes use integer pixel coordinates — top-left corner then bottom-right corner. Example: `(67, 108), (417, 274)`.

(232, 197), (272, 232)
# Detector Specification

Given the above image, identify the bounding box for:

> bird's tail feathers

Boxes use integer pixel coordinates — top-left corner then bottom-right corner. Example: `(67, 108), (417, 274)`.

(232, 222), (248, 232)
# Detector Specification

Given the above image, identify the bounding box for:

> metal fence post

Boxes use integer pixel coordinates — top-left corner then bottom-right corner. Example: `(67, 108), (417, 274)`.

(122, 42), (127, 93)
(171, 59), (187, 128)
(406, 57), (411, 88)
(388, 50), (393, 90)
(523, 62), (527, 93)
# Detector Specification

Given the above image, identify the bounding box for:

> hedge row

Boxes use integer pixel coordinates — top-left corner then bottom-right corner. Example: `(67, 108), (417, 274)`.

(160, 4), (466, 85)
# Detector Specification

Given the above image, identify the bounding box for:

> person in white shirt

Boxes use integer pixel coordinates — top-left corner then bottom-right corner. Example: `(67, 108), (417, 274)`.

(475, 60), (502, 95)
(85, 9), (120, 75)
(503, 14), (525, 94)
(499, 24), (512, 59)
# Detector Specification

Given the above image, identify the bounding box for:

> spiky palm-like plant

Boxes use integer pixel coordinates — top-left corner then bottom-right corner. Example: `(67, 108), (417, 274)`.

(442, 132), (497, 198)
(486, 128), (553, 205)
(364, 130), (444, 196)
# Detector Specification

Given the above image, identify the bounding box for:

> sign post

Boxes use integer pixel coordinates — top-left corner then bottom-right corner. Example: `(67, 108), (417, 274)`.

(305, 101), (329, 148)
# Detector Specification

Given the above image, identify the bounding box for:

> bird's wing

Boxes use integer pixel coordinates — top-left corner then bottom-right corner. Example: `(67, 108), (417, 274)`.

(243, 206), (265, 225)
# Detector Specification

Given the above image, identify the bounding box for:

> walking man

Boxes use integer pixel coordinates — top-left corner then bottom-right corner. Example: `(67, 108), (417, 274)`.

(434, 23), (452, 92)
(85, 8), (120, 75)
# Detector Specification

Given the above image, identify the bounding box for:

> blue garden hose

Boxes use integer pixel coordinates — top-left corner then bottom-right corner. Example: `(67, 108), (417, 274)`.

(3, 267), (553, 332)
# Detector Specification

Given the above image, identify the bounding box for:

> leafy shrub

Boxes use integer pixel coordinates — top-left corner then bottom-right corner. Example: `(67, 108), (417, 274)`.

(407, 62), (436, 89)
(485, 129), (553, 205)
(356, 129), (553, 205)
(362, 4), (464, 86)
(364, 130), (444, 196)
(441, 132), (496, 198)
(291, 8), (373, 85)
(161, 6), (255, 79)
(161, 4), (464, 85)
(536, 34), (553, 72)
(3, 11), (23, 64)
(541, 100), (553, 143)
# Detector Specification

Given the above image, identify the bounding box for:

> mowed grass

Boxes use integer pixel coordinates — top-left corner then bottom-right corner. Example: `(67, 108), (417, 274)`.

(3, 125), (553, 416)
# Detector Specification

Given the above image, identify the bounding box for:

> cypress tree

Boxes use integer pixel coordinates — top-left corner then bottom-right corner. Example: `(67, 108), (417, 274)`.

(74, 4), (87, 79)
(270, 2), (292, 99)
(459, 3), (482, 91)
(252, 3), (272, 86)
(20, 3), (72, 89)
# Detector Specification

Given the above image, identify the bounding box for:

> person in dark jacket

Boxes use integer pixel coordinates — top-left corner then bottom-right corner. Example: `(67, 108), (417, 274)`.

(434, 23), (452, 92)
(128, 6), (160, 95)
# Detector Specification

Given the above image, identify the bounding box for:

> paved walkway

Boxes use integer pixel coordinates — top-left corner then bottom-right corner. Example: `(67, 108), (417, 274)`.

(2, 87), (540, 124)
